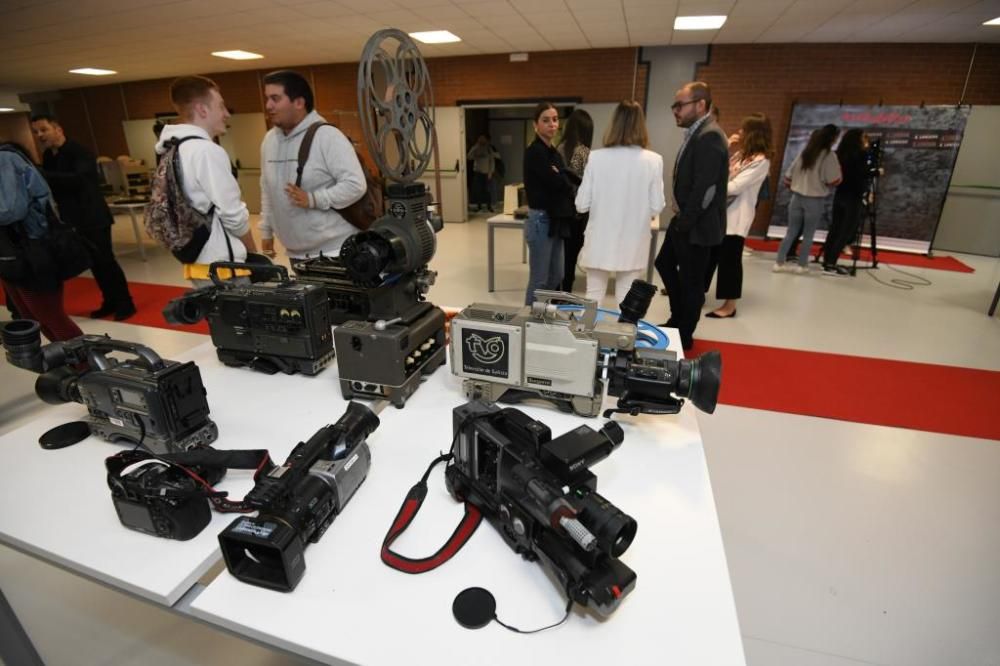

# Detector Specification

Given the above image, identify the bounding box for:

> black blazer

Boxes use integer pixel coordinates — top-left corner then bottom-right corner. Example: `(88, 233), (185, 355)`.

(671, 119), (729, 247)
(41, 140), (114, 230)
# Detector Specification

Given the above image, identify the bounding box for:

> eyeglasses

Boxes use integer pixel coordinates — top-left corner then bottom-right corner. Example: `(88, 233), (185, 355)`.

(671, 99), (701, 111)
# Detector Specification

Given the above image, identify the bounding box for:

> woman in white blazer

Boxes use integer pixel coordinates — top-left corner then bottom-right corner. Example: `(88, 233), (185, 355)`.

(704, 114), (773, 318)
(575, 101), (665, 305)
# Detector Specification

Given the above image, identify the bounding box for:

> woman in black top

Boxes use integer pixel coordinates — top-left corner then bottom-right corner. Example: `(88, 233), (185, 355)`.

(822, 129), (868, 275)
(522, 102), (574, 305)
(558, 109), (593, 292)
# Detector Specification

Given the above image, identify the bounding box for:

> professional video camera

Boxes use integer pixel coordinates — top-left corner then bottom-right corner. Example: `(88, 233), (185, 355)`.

(163, 262), (335, 376)
(449, 280), (721, 418)
(863, 137), (883, 182)
(381, 401), (636, 617)
(219, 402), (379, 591)
(1, 320), (218, 454)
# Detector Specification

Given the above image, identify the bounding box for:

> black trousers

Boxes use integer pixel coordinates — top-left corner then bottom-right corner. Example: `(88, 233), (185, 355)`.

(561, 213), (588, 292)
(470, 172), (490, 208)
(704, 235), (745, 300)
(79, 225), (133, 309)
(655, 230), (711, 349)
(823, 193), (864, 267)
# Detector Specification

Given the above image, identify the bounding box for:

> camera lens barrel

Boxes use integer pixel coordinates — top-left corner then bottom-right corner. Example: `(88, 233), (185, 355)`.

(0, 319), (43, 371)
(578, 491), (637, 558)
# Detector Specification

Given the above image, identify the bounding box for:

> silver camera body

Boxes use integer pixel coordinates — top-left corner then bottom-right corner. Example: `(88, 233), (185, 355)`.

(449, 291), (637, 417)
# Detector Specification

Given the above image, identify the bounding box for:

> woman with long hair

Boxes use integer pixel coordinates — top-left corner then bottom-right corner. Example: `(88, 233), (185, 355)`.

(822, 128), (868, 275)
(558, 109), (593, 292)
(704, 113), (773, 318)
(575, 100), (665, 304)
(522, 102), (574, 305)
(774, 123), (841, 273)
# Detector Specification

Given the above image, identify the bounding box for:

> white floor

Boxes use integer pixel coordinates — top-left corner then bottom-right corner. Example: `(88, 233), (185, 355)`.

(2, 214), (999, 666)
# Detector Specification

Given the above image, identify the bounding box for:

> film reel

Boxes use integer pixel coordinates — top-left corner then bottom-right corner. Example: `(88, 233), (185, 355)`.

(357, 29), (436, 183)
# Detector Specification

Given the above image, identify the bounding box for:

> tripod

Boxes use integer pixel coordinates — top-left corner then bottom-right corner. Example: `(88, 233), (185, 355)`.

(849, 174), (880, 276)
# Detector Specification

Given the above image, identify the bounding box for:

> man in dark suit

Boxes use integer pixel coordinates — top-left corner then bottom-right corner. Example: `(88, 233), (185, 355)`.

(654, 82), (728, 350)
(31, 114), (135, 320)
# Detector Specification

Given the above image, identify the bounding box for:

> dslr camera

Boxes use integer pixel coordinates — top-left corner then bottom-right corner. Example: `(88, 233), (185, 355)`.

(446, 401), (637, 616)
(1, 320), (218, 454)
(163, 262), (335, 376)
(449, 281), (721, 418)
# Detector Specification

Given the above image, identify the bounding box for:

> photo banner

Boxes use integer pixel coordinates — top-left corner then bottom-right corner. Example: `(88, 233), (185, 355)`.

(768, 104), (971, 253)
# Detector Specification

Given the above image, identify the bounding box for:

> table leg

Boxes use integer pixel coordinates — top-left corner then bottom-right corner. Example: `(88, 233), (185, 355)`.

(488, 224), (496, 292)
(647, 229), (657, 283)
(0, 588), (44, 666)
(522, 236), (527, 263)
(989, 280), (1000, 317)
(127, 209), (147, 262)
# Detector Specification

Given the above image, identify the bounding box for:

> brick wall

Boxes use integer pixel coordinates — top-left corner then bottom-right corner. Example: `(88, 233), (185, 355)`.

(695, 43), (1000, 234)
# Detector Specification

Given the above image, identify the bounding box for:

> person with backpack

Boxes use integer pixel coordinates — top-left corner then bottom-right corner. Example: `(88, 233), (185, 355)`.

(259, 70), (368, 260)
(0, 142), (83, 342)
(150, 75), (256, 286)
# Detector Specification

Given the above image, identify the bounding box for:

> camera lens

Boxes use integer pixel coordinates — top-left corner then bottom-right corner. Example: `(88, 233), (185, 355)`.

(35, 365), (81, 405)
(617, 280), (656, 324)
(163, 296), (205, 325)
(0, 319), (43, 371)
(340, 233), (391, 284)
(579, 492), (637, 558)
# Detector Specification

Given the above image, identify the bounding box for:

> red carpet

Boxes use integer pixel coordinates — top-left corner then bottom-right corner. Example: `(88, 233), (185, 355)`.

(744, 238), (974, 273)
(5, 277), (997, 440)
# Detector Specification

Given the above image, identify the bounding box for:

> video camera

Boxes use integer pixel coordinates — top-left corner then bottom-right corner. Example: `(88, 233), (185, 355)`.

(449, 280), (721, 418)
(294, 183), (447, 407)
(1, 320), (218, 454)
(219, 402), (379, 591)
(445, 401), (637, 616)
(163, 262), (335, 376)
(863, 137), (883, 180)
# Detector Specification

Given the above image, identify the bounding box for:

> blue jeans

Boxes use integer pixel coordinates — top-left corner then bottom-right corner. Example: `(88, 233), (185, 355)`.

(778, 193), (826, 267)
(524, 209), (564, 305)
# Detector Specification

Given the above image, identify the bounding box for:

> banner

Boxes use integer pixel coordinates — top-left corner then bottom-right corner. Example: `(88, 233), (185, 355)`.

(768, 104), (970, 253)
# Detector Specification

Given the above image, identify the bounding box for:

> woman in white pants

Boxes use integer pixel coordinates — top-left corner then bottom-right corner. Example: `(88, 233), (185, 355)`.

(575, 101), (665, 306)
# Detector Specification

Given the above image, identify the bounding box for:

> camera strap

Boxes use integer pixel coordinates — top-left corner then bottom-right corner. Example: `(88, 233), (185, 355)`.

(380, 453), (483, 574)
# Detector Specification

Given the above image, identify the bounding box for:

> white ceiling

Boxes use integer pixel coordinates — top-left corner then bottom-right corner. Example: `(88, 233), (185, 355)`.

(2, 0), (998, 94)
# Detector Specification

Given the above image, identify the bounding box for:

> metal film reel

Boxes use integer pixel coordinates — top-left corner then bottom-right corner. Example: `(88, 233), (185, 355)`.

(357, 29), (435, 183)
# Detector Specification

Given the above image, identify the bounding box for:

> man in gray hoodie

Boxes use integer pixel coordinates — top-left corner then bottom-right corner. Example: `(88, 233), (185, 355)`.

(259, 70), (367, 260)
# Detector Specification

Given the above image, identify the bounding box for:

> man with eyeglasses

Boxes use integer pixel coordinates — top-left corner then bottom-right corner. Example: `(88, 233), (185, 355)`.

(654, 81), (728, 350)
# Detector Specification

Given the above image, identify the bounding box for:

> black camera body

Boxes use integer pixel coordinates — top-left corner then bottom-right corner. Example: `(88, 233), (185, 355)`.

(163, 262), (335, 376)
(106, 451), (226, 540)
(1, 322), (218, 455)
(219, 402), (380, 591)
(445, 401), (637, 616)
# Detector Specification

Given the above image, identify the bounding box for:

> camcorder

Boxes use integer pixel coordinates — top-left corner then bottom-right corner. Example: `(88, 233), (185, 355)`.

(1, 320), (218, 454)
(446, 401), (637, 616)
(163, 262), (335, 376)
(863, 137), (883, 180)
(294, 183), (447, 408)
(449, 280), (721, 418)
(219, 402), (380, 591)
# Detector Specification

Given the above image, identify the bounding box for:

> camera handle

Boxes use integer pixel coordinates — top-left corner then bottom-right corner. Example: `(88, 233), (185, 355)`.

(82, 339), (166, 372)
(208, 261), (288, 287)
(532, 290), (597, 330)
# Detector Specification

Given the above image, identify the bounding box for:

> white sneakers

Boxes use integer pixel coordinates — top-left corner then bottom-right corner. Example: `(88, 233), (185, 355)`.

(772, 263), (810, 275)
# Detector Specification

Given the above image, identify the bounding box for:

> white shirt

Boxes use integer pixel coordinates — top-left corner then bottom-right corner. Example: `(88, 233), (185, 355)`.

(575, 146), (666, 272)
(726, 155), (770, 237)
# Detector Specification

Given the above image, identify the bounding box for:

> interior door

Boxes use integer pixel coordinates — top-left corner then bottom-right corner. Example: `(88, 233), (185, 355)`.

(417, 106), (466, 222)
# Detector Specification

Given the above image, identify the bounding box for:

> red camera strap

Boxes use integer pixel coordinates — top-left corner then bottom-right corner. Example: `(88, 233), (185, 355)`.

(380, 453), (482, 574)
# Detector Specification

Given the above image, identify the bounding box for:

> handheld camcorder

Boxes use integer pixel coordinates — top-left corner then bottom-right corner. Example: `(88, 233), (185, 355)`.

(219, 402), (380, 591)
(1, 320), (218, 454)
(449, 280), (721, 418)
(294, 183), (447, 407)
(446, 401), (637, 616)
(163, 262), (335, 376)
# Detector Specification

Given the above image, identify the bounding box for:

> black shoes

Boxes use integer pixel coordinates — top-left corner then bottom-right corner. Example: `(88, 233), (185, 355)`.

(705, 309), (736, 319)
(89, 303), (116, 318)
(91, 302), (137, 321)
(821, 265), (850, 277)
(114, 303), (137, 321)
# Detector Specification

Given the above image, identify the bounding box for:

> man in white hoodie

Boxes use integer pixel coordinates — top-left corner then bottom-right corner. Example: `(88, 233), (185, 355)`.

(156, 75), (256, 286)
(259, 70), (367, 259)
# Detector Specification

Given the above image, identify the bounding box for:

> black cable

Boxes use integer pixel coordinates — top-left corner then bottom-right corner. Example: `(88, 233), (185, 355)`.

(865, 263), (932, 291)
(493, 595), (574, 634)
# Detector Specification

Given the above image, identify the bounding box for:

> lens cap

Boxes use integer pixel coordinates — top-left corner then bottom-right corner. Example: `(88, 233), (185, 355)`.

(38, 421), (91, 449)
(452, 587), (497, 629)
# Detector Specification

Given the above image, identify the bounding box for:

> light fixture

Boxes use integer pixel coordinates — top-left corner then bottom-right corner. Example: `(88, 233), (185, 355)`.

(674, 15), (727, 30)
(211, 50), (264, 60)
(409, 30), (461, 44)
(0, 107), (15, 112)
(69, 68), (117, 76)
(984, 16), (1000, 25)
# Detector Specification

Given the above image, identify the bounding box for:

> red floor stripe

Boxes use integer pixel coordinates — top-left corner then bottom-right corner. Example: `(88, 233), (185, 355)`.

(6, 277), (997, 440)
(744, 238), (975, 273)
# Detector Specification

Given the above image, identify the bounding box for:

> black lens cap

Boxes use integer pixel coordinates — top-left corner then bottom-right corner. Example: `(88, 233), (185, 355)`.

(38, 421), (91, 450)
(452, 587), (496, 629)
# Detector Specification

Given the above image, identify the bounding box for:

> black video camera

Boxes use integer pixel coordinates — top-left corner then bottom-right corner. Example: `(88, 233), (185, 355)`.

(863, 137), (883, 180)
(445, 401), (637, 616)
(219, 402), (380, 591)
(163, 262), (335, 376)
(1, 320), (218, 454)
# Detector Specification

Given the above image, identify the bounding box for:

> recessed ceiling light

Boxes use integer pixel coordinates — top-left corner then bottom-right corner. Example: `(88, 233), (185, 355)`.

(69, 68), (117, 76)
(211, 50), (264, 60)
(0, 107), (15, 112)
(674, 15), (727, 30)
(409, 30), (461, 44)
(984, 16), (1000, 25)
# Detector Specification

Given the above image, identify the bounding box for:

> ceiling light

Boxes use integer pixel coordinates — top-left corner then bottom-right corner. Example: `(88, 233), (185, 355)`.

(0, 107), (15, 112)
(674, 15), (727, 30)
(69, 68), (117, 76)
(984, 16), (1000, 25)
(409, 30), (461, 44)
(212, 50), (264, 60)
